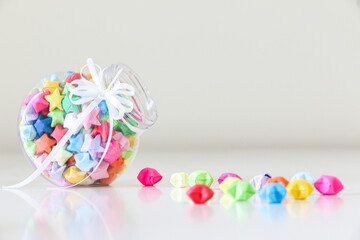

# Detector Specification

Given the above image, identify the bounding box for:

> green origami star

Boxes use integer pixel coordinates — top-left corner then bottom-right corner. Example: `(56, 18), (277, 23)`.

(47, 109), (65, 127)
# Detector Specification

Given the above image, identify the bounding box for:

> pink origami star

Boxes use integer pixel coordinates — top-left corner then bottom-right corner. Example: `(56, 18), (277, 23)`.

(32, 90), (50, 113)
(112, 131), (130, 152)
(90, 161), (110, 181)
(51, 124), (69, 143)
(98, 140), (121, 164)
(91, 121), (114, 142)
(80, 105), (101, 130)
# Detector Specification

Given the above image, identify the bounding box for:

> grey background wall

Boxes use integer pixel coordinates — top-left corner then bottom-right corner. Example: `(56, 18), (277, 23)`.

(1, 0), (360, 152)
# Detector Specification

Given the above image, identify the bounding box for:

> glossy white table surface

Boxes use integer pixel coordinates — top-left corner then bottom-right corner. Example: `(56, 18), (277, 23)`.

(1, 149), (359, 240)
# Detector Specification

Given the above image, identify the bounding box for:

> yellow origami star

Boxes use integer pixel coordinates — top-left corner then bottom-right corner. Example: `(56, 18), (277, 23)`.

(45, 88), (64, 111)
(42, 80), (61, 94)
(53, 147), (73, 166)
(63, 166), (87, 184)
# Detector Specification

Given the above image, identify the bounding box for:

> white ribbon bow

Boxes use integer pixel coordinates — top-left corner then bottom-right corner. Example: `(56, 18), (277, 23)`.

(69, 58), (135, 120)
(3, 58), (136, 189)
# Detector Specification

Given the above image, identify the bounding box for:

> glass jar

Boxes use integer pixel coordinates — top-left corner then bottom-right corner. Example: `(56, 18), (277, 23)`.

(18, 59), (157, 187)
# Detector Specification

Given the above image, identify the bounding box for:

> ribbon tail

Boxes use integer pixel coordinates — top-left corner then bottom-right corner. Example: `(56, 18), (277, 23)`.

(3, 97), (103, 189)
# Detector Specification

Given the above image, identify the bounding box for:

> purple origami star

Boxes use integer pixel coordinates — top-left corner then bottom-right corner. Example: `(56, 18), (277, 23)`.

(49, 162), (67, 181)
(81, 134), (105, 160)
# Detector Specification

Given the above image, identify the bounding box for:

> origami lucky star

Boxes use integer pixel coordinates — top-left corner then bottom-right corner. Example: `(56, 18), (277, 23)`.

(187, 170), (213, 187)
(291, 172), (315, 185)
(53, 147), (73, 166)
(90, 161), (109, 181)
(287, 180), (314, 200)
(44, 88), (64, 111)
(49, 162), (67, 181)
(34, 115), (53, 136)
(32, 90), (50, 113)
(98, 100), (108, 115)
(112, 131), (130, 152)
(75, 152), (97, 172)
(81, 134), (104, 160)
(227, 181), (256, 201)
(21, 124), (37, 140)
(24, 105), (39, 124)
(24, 140), (36, 157)
(259, 183), (287, 204)
(98, 141), (121, 164)
(314, 175), (344, 195)
(264, 176), (289, 187)
(50, 124), (68, 143)
(78, 105), (101, 130)
(250, 173), (272, 191)
(34, 133), (56, 155)
(186, 184), (214, 204)
(170, 172), (189, 188)
(62, 93), (82, 113)
(91, 121), (114, 142)
(137, 167), (163, 186)
(66, 132), (84, 153)
(47, 109), (65, 127)
(63, 166), (87, 184)
(42, 80), (61, 93)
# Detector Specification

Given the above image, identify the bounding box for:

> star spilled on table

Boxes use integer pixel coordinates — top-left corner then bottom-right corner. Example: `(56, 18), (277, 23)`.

(34, 133), (57, 155)
(47, 109), (65, 127)
(32, 90), (50, 113)
(75, 152), (97, 172)
(81, 134), (104, 160)
(91, 121), (114, 142)
(34, 115), (53, 136)
(66, 132), (84, 153)
(49, 162), (67, 181)
(53, 146), (73, 166)
(90, 161), (109, 181)
(79, 105), (101, 130)
(42, 80), (61, 94)
(98, 140), (121, 164)
(50, 124), (68, 143)
(44, 88), (64, 111)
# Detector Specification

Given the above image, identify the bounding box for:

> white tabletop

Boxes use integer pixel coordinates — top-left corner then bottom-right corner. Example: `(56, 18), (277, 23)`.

(1, 149), (359, 240)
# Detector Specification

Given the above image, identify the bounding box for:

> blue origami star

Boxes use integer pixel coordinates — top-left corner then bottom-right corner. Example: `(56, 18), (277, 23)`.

(259, 183), (287, 204)
(66, 131), (84, 152)
(49, 162), (67, 181)
(98, 100), (108, 115)
(34, 115), (53, 136)
(75, 152), (97, 172)
(21, 124), (37, 140)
